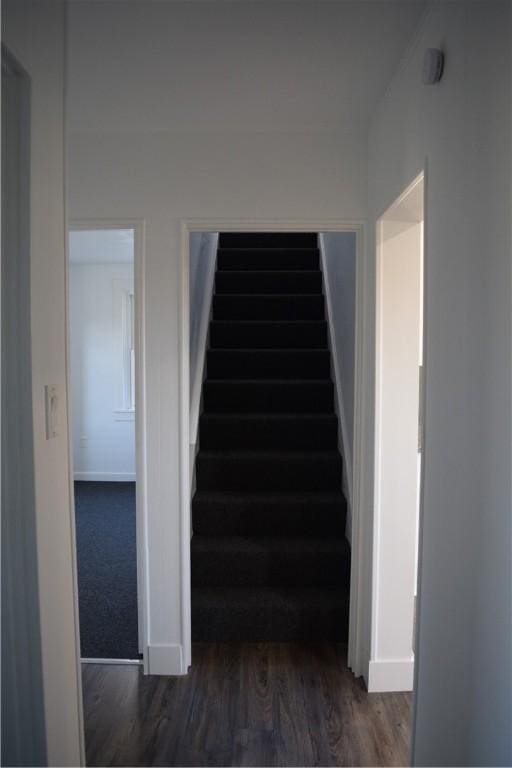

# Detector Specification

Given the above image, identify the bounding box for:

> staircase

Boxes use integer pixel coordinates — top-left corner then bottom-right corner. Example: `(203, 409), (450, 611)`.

(191, 232), (350, 641)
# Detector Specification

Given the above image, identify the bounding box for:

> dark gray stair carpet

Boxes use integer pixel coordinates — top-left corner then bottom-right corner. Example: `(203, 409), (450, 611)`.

(217, 247), (319, 271)
(199, 413), (338, 450)
(192, 231), (350, 641)
(209, 320), (328, 349)
(192, 586), (349, 642)
(203, 380), (335, 413)
(212, 293), (325, 320)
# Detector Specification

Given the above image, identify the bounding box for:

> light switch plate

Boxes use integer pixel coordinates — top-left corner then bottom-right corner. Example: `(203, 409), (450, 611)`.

(44, 385), (59, 439)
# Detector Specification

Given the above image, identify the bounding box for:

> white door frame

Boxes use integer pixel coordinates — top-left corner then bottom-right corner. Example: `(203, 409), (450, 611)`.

(179, 218), (365, 671)
(2, 44), (50, 766)
(66, 219), (149, 672)
(370, 172), (425, 692)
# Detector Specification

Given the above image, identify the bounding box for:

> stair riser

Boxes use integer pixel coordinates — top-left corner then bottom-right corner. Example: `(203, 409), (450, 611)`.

(209, 321), (327, 350)
(219, 233), (318, 249)
(192, 499), (346, 536)
(215, 271), (322, 294)
(192, 550), (350, 587)
(213, 294), (325, 321)
(218, 248), (319, 271)
(192, 594), (349, 641)
(203, 381), (335, 413)
(196, 454), (342, 491)
(199, 416), (338, 450)
(207, 350), (331, 380)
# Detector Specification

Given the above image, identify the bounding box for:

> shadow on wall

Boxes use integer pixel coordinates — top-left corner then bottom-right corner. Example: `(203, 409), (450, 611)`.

(320, 231), (356, 535)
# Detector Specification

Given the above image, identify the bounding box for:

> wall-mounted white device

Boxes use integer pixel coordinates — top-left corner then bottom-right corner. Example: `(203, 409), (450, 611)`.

(44, 385), (59, 439)
(422, 48), (444, 85)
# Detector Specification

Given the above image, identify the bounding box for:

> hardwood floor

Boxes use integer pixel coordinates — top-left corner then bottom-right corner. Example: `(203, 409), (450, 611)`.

(82, 644), (412, 767)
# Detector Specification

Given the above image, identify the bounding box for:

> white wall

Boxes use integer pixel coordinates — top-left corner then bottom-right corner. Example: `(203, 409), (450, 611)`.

(67, 1), (373, 674)
(320, 231), (356, 529)
(367, 2), (511, 764)
(70, 263), (135, 481)
(66, 0), (426, 137)
(68, 137), (367, 675)
(371, 219), (422, 692)
(3, 1), (83, 764)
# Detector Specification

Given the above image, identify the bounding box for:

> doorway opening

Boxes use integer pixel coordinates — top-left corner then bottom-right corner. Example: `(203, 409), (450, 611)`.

(186, 228), (357, 649)
(370, 173), (425, 692)
(68, 225), (145, 663)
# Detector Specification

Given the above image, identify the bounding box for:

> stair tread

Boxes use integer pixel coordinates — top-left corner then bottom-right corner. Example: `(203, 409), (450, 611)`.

(198, 449), (341, 458)
(208, 347), (329, 356)
(214, 292), (324, 298)
(193, 584), (349, 605)
(200, 413), (336, 421)
(193, 489), (345, 501)
(211, 319), (326, 325)
(205, 378), (333, 384)
(218, 247), (319, 252)
(192, 535), (349, 554)
(217, 269), (321, 275)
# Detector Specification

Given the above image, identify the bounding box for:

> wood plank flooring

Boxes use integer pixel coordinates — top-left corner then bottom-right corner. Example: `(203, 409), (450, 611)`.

(82, 643), (412, 767)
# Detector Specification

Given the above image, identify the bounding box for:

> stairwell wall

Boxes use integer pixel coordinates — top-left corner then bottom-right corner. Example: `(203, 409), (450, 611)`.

(189, 233), (218, 447)
(367, 2), (511, 764)
(67, 5), (368, 673)
(319, 231), (357, 539)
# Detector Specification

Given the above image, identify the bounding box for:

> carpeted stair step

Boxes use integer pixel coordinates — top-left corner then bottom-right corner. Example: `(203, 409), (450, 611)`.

(199, 413), (338, 450)
(215, 270), (322, 294)
(217, 248), (319, 272)
(192, 490), (347, 536)
(213, 293), (325, 321)
(191, 585), (349, 641)
(219, 232), (317, 249)
(203, 379), (335, 413)
(196, 450), (342, 492)
(207, 349), (331, 379)
(209, 320), (327, 350)
(191, 535), (350, 587)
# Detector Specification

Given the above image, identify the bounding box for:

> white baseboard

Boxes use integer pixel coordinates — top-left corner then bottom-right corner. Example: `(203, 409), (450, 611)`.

(81, 657), (142, 666)
(147, 643), (187, 676)
(74, 472), (136, 482)
(367, 657), (415, 692)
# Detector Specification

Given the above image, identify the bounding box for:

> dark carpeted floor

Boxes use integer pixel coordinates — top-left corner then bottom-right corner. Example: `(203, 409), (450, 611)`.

(74, 481), (139, 659)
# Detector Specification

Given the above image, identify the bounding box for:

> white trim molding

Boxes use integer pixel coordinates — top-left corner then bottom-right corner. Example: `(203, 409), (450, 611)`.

(113, 409), (135, 422)
(368, 657), (415, 693)
(73, 472), (136, 482)
(147, 644), (187, 676)
(348, 221), (371, 682)
(81, 658), (142, 666)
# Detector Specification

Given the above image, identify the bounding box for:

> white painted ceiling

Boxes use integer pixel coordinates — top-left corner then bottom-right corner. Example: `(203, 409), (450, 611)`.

(67, 0), (426, 135)
(69, 229), (134, 264)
